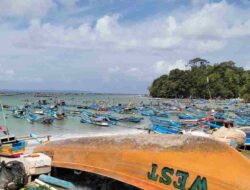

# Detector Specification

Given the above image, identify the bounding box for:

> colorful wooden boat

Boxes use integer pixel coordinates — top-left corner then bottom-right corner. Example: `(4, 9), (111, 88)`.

(150, 117), (182, 128)
(155, 112), (169, 118)
(122, 116), (144, 123)
(27, 113), (39, 123)
(42, 117), (54, 125)
(0, 136), (26, 157)
(203, 121), (222, 129)
(152, 124), (180, 134)
(245, 132), (250, 146)
(80, 115), (115, 126)
(12, 109), (26, 118)
(178, 113), (198, 120)
(34, 134), (250, 190)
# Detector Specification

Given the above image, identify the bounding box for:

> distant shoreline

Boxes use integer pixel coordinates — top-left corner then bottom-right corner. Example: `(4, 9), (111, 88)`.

(0, 90), (148, 96)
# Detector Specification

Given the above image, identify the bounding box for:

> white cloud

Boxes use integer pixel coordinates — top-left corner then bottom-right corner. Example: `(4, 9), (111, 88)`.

(186, 40), (225, 52)
(178, 3), (226, 38)
(106, 66), (145, 81)
(149, 1), (250, 51)
(15, 1), (250, 54)
(4, 69), (15, 76)
(22, 19), (95, 49)
(154, 59), (186, 75)
(95, 15), (119, 41)
(0, 64), (15, 80)
(18, 14), (139, 51)
(108, 66), (121, 73)
(150, 37), (182, 49)
(0, 0), (56, 18)
(129, 67), (139, 72)
(176, 2), (250, 39)
(154, 60), (168, 74)
(245, 63), (250, 70)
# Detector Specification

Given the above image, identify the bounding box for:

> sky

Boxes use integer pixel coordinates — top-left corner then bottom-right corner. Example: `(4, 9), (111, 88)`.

(0, 0), (250, 94)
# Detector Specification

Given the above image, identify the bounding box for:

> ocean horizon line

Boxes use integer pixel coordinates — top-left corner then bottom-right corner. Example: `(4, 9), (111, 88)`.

(0, 89), (147, 96)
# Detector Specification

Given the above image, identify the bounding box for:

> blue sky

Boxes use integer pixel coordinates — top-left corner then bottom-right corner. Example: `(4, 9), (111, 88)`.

(0, 0), (250, 93)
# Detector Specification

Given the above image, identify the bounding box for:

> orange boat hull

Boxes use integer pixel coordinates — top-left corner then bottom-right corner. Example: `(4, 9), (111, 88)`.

(34, 134), (250, 190)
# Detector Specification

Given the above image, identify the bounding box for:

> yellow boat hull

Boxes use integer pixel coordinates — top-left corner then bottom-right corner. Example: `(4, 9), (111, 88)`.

(34, 134), (250, 190)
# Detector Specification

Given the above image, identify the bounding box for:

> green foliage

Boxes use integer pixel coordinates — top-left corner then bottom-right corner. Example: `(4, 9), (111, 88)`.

(240, 75), (250, 102)
(149, 60), (250, 100)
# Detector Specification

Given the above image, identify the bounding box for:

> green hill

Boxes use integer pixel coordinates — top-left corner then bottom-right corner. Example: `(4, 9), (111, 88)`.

(149, 59), (250, 100)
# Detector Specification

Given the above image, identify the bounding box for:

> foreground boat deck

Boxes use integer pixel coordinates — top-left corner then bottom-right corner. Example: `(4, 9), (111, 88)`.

(34, 134), (250, 190)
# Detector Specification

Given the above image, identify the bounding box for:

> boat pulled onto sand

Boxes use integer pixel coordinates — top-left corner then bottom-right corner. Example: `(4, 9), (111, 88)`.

(34, 134), (250, 190)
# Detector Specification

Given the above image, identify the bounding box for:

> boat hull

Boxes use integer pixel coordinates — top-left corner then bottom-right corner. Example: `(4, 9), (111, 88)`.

(0, 140), (26, 157)
(34, 134), (250, 190)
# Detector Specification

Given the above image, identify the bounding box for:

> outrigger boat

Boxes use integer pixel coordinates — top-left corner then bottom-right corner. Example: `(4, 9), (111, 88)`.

(152, 124), (180, 134)
(0, 135), (26, 157)
(34, 134), (250, 190)
(80, 114), (116, 126)
(0, 104), (27, 157)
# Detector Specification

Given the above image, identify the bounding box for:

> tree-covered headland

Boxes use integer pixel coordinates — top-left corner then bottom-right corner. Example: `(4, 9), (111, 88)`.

(149, 58), (250, 101)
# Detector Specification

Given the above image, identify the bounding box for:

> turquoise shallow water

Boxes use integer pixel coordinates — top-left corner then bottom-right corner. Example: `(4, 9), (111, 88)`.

(0, 92), (151, 140)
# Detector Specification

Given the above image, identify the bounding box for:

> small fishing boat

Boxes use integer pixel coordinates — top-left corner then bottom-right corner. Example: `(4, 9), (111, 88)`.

(152, 124), (180, 134)
(178, 113), (198, 120)
(80, 115), (114, 126)
(80, 115), (92, 124)
(0, 104), (27, 157)
(149, 116), (182, 128)
(245, 132), (250, 147)
(33, 109), (45, 115)
(203, 121), (222, 129)
(82, 110), (95, 117)
(92, 117), (111, 126)
(0, 136), (26, 157)
(106, 114), (122, 121)
(12, 109), (26, 118)
(55, 111), (65, 120)
(155, 111), (169, 118)
(141, 110), (155, 116)
(121, 116), (144, 123)
(27, 113), (39, 123)
(91, 121), (109, 126)
(57, 101), (66, 106)
(234, 117), (250, 126)
(41, 116), (54, 125)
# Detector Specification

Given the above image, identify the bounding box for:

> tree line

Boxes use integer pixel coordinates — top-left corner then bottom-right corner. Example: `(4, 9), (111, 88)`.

(149, 58), (250, 101)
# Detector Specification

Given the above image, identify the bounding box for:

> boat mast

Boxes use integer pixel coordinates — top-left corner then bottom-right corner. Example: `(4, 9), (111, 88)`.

(0, 103), (10, 138)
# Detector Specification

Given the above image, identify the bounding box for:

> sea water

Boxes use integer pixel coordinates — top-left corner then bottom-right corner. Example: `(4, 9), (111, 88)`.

(0, 92), (151, 141)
